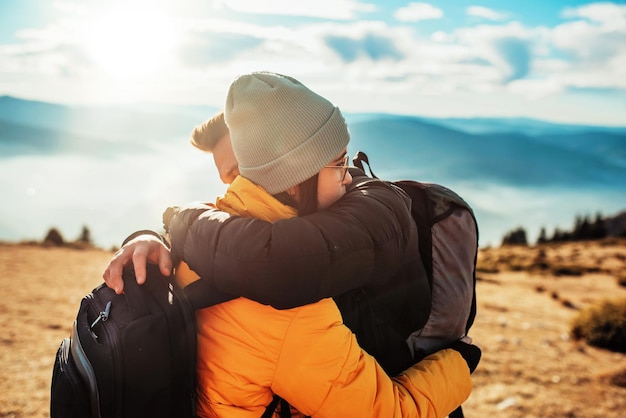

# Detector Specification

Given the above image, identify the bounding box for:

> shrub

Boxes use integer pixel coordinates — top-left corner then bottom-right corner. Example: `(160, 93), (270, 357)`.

(531, 248), (550, 270)
(43, 228), (64, 247)
(502, 227), (528, 246)
(609, 368), (626, 388)
(76, 225), (93, 246)
(476, 265), (500, 273)
(561, 299), (577, 310)
(570, 298), (626, 353)
(551, 264), (583, 276)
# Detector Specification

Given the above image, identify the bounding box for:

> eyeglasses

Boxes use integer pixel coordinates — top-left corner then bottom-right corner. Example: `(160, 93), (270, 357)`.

(324, 155), (350, 182)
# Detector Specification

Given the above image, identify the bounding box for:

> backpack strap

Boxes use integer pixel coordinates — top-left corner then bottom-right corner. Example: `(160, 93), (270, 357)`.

(450, 406), (465, 418)
(352, 151), (378, 179)
(393, 181), (435, 287)
(261, 395), (281, 418)
(262, 395), (304, 418)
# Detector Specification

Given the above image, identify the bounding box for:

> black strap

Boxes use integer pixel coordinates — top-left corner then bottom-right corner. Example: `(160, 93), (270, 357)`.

(352, 151), (378, 179)
(449, 406), (464, 418)
(394, 181), (434, 288)
(261, 395), (296, 418)
(279, 398), (293, 418)
(261, 395), (281, 418)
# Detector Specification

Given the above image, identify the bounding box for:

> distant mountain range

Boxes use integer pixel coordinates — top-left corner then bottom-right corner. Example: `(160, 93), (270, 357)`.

(1, 95), (625, 247)
(0, 95), (217, 154)
(344, 114), (626, 188)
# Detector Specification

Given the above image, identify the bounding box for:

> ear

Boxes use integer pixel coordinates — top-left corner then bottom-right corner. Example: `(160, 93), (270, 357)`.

(286, 185), (299, 198)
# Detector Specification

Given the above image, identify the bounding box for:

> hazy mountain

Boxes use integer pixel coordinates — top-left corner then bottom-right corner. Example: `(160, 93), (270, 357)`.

(0, 120), (156, 157)
(1, 96), (625, 248)
(423, 115), (626, 137)
(0, 95), (218, 143)
(345, 115), (626, 189)
(0, 96), (71, 131)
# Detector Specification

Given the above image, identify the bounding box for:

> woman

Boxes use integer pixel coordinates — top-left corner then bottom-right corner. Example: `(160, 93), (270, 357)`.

(164, 72), (473, 417)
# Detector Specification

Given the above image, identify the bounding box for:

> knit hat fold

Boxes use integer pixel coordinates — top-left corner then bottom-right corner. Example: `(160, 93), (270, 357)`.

(225, 71), (350, 195)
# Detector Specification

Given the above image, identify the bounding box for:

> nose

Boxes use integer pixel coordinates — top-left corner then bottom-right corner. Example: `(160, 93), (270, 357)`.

(342, 170), (352, 185)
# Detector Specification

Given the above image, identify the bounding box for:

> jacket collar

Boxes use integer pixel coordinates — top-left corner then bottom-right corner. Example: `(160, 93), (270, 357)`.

(216, 175), (297, 222)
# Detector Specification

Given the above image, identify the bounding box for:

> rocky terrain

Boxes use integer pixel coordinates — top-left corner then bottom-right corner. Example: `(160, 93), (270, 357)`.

(1, 239), (625, 417)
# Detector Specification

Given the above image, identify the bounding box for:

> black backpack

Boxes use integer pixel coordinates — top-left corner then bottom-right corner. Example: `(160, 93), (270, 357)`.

(50, 264), (197, 418)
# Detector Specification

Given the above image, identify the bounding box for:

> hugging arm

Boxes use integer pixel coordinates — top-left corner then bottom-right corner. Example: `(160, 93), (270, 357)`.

(169, 171), (419, 309)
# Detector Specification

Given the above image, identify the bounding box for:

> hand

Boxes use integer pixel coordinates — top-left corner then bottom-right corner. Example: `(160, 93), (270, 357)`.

(163, 205), (181, 233)
(449, 337), (481, 374)
(102, 234), (172, 294)
(163, 202), (215, 233)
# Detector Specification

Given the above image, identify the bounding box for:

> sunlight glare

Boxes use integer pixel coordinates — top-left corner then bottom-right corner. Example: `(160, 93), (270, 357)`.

(82, 5), (178, 78)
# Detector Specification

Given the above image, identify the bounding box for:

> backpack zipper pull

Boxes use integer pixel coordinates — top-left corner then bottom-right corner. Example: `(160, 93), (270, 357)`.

(91, 301), (112, 329)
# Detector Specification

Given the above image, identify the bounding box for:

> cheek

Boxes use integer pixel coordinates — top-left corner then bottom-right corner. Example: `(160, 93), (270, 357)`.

(317, 173), (345, 210)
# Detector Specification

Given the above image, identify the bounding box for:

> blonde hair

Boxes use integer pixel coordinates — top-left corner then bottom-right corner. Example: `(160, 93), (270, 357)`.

(190, 110), (229, 152)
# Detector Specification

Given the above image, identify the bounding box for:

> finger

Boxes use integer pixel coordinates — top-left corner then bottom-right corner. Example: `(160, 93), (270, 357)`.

(132, 248), (149, 285)
(158, 246), (173, 277)
(103, 259), (125, 295)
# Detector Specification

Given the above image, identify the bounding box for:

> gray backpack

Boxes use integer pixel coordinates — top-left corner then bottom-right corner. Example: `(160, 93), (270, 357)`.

(353, 151), (478, 358)
(354, 151), (478, 418)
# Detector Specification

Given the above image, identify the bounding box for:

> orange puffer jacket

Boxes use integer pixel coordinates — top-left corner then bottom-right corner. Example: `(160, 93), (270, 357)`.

(177, 176), (471, 418)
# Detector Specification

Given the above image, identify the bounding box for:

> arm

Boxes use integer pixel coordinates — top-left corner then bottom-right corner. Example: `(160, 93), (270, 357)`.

(169, 171), (418, 308)
(271, 305), (474, 417)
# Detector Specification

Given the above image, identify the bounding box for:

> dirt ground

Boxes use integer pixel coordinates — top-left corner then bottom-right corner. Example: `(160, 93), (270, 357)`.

(1, 240), (625, 417)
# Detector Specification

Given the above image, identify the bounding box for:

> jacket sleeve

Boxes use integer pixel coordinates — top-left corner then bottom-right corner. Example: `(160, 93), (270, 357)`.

(271, 303), (472, 417)
(168, 171), (418, 309)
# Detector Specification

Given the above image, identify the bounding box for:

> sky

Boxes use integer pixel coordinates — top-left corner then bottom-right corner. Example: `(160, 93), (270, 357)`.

(1, 0), (625, 126)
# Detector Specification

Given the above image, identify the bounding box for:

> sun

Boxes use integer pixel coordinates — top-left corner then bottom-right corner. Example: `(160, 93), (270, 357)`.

(81, 5), (179, 79)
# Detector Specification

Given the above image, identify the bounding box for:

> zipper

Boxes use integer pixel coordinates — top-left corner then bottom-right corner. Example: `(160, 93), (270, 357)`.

(86, 292), (124, 417)
(90, 301), (112, 333)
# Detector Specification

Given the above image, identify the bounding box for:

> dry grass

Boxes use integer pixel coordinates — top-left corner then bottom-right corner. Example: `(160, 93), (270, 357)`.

(469, 238), (626, 417)
(1, 240), (626, 417)
(0, 244), (112, 418)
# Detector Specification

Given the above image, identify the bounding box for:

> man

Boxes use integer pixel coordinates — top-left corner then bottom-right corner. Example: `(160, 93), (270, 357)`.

(189, 110), (239, 185)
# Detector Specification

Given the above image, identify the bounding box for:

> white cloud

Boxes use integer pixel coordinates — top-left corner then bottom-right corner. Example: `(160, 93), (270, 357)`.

(507, 78), (563, 100)
(562, 2), (626, 31)
(552, 19), (626, 61)
(445, 22), (538, 84)
(466, 6), (508, 21)
(394, 3), (443, 22)
(2, 0), (625, 124)
(217, 0), (376, 20)
(550, 4), (626, 91)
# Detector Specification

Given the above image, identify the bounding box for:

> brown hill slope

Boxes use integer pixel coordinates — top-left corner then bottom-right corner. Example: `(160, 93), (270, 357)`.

(468, 239), (626, 417)
(1, 241), (625, 417)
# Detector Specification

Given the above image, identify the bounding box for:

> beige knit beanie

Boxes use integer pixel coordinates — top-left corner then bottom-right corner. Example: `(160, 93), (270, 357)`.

(224, 71), (350, 195)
